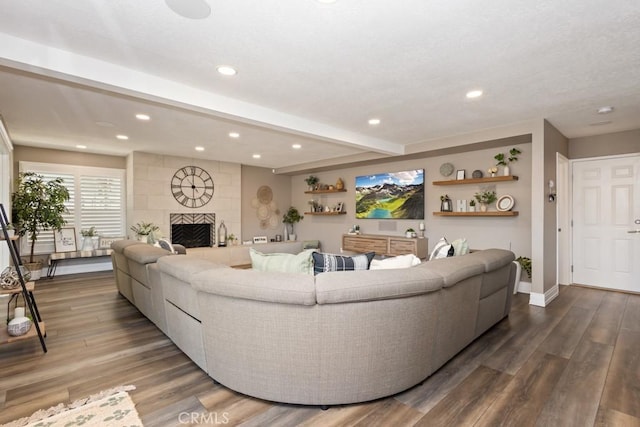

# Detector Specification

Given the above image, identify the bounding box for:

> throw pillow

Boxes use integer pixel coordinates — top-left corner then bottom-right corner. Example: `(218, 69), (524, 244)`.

(429, 237), (454, 260)
(370, 254), (421, 270)
(450, 238), (469, 256)
(312, 251), (375, 275)
(250, 248), (314, 275)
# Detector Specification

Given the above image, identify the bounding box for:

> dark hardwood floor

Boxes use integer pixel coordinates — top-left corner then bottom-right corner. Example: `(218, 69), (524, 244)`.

(1, 272), (639, 426)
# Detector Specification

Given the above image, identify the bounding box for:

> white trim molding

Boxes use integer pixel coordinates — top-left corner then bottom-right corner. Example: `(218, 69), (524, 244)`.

(529, 284), (559, 307)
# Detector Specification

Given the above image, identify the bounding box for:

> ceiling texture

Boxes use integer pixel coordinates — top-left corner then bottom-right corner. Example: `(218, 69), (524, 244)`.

(0, 0), (638, 173)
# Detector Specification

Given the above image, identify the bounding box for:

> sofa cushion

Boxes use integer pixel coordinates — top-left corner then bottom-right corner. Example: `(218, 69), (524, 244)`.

(157, 255), (229, 281)
(111, 239), (145, 254)
(370, 254), (421, 270)
(312, 251), (375, 275)
(316, 267), (443, 304)
(191, 268), (316, 306)
(124, 244), (171, 264)
(250, 248), (314, 275)
(429, 237), (454, 260)
(419, 255), (485, 288)
(465, 248), (516, 272)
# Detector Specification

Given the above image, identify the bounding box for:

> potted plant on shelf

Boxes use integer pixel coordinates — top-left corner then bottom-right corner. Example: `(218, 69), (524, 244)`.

(474, 190), (497, 212)
(405, 228), (416, 238)
(304, 175), (319, 191)
(282, 206), (303, 241)
(469, 199), (476, 212)
(130, 221), (160, 243)
(80, 226), (98, 251)
(494, 147), (522, 176)
(12, 172), (70, 280)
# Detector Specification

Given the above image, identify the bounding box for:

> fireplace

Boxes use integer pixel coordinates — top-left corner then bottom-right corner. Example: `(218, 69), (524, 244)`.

(170, 213), (215, 248)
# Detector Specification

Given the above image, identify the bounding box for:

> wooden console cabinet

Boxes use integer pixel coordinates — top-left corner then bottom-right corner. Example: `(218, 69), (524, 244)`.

(342, 234), (428, 259)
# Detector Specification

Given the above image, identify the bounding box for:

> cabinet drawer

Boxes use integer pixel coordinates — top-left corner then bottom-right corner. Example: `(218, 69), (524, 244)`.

(388, 239), (416, 256)
(343, 236), (387, 254)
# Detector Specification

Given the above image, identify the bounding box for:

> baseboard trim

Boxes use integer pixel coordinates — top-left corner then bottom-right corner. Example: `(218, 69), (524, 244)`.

(529, 284), (559, 307)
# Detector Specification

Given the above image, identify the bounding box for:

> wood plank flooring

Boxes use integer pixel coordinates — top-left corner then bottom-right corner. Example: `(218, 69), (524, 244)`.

(1, 272), (639, 426)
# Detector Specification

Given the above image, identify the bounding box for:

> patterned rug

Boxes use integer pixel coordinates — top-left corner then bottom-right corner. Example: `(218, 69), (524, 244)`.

(2, 385), (142, 427)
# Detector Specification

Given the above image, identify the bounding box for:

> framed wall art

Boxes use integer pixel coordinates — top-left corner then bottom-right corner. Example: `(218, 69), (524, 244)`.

(54, 227), (77, 253)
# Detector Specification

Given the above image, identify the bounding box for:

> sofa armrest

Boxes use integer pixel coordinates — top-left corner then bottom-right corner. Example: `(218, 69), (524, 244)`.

(191, 269), (316, 306)
(315, 268), (443, 304)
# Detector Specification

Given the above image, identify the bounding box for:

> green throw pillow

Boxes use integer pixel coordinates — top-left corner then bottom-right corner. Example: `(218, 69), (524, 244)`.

(250, 248), (314, 275)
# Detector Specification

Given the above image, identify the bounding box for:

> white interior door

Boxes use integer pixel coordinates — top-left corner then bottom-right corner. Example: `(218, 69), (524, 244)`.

(557, 154), (570, 285)
(572, 155), (640, 292)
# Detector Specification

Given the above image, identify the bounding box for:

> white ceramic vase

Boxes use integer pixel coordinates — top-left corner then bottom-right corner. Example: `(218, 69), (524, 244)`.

(503, 165), (510, 176)
(8, 307), (32, 337)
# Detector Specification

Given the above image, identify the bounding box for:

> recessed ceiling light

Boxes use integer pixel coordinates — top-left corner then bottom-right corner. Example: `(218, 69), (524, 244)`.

(292, 144), (302, 149)
(466, 89), (483, 99)
(95, 121), (115, 127)
(165, 0), (211, 19)
(589, 120), (612, 126)
(596, 106), (614, 114)
(368, 118), (381, 125)
(229, 132), (240, 138)
(317, 0), (337, 3)
(217, 66), (237, 76)
(135, 113), (151, 121)
(195, 146), (205, 152)
(76, 144), (87, 149)
(116, 134), (129, 140)
(252, 154), (261, 159)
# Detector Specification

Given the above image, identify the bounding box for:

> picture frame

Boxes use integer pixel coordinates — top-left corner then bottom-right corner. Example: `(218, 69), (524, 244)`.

(253, 236), (268, 244)
(456, 170), (466, 180)
(336, 202), (344, 212)
(54, 227), (77, 253)
(98, 235), (125, 249)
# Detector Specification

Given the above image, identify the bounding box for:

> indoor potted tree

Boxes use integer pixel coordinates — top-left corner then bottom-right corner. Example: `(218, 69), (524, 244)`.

(12, 172), (70, 280)
(282, 206), (303, 241)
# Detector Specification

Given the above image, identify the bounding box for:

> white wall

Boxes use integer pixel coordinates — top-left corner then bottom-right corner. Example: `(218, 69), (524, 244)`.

(126, 152), (241, 242)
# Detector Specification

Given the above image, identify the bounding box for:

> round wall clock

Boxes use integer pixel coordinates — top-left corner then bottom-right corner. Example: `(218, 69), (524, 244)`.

(439, 162), (454, 177)
(171, 166), (214, 208)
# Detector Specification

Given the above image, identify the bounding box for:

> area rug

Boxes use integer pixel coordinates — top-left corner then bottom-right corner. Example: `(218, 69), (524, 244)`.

(2, 385), (142, 427)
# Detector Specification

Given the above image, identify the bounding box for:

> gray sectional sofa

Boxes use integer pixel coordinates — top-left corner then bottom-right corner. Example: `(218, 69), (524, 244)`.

(112, 240), (516, 406)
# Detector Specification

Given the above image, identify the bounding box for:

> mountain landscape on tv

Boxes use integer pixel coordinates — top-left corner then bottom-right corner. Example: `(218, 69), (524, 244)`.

(355, 170), (424, 219)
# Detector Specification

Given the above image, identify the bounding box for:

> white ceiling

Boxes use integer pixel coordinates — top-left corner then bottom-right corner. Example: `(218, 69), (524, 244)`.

(0, 0), (638, 172)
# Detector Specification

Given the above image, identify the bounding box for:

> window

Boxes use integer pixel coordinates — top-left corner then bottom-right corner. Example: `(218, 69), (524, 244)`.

(19, 162), (125, 254)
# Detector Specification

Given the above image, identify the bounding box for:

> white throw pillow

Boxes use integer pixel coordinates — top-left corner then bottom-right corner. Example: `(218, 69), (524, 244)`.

(370, 254), (421, 270)
(429, 237), (454, 260)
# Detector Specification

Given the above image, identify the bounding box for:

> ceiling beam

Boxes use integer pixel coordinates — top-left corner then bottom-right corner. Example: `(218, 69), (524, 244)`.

(0, 34), (405, 156)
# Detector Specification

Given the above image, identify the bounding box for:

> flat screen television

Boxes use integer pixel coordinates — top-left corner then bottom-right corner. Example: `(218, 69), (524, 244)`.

(355, 169), (424, 219)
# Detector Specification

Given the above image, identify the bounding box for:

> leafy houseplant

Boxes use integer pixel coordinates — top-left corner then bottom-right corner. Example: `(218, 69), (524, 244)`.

(80, 226), (97, 237)
(282, 206), (303, 238)
(12, 172), (70, 274)
(304, 175), (319, 190)
(130, 221), (160, 243)
(474, 191), (497, 212)
(80, 226), (98, 250)
(516, 256), (532, 280)
(494, 148), (522, 175)
(405, 228), (416, 238)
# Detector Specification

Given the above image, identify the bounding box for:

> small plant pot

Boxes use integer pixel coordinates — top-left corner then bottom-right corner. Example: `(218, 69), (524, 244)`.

(480, 203), (488, 212)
